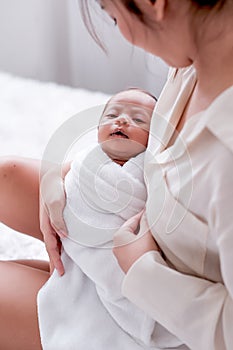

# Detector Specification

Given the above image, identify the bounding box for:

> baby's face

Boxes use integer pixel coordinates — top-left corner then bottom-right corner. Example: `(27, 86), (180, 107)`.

(98, 90), (155, 163)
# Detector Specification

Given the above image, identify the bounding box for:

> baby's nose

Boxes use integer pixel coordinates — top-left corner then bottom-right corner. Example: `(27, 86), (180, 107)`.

(115, 115), (129, 125)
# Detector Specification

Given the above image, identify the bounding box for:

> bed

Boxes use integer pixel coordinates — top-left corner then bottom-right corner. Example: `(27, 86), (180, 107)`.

(0, 71), (110, 261)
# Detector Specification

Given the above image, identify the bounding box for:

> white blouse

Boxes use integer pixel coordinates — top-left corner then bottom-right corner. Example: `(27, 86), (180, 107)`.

(122, 66), (233, 350)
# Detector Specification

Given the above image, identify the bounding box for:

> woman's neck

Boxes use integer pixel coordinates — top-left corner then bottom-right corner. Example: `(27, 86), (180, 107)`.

(170, 25), (233, 145)
(193, 16), (233, 102)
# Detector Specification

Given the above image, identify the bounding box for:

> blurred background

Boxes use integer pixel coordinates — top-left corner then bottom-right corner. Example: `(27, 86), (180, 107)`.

(0, 0), (168, 97)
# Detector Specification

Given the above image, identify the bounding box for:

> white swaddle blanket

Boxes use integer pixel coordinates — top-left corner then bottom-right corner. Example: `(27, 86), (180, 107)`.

(37, 145), (157, 350)
(64, 144), (147, 247)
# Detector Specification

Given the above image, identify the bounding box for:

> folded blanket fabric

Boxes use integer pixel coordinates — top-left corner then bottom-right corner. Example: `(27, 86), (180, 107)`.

(65, 144), (147, 246)
(37, 146), (157, 349)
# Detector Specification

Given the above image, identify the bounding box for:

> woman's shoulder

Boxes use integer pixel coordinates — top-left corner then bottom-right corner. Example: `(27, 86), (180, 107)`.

(204, 85), (233, 155)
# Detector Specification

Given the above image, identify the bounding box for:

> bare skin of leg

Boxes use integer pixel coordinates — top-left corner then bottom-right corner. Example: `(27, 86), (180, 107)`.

(0, 156), (43, 240)
(0, 156), (50, 349)
(12, 259), (50, 272)
(0, 261), (49, 350)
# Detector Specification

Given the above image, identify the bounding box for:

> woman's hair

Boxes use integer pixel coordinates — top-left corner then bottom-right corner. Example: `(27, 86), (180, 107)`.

(79, 0), (227, 49)
(191, 0), (225, 5)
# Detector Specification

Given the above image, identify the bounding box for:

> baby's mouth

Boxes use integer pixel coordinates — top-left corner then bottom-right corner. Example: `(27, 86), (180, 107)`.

(110, 130), (129, 139)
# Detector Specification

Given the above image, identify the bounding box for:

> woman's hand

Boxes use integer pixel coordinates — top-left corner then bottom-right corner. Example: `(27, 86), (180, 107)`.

(113, 211), (159, 274)
(39, 164), (70, 276)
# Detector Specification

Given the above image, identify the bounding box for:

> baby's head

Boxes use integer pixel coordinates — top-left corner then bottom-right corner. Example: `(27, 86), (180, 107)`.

(98, 88), (156, 166)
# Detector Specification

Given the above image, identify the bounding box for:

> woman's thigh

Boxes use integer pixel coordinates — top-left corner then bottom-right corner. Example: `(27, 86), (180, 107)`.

(12, 259), (50, 272)
(0, 156), (43, 240)
(0, 261), (49, 350)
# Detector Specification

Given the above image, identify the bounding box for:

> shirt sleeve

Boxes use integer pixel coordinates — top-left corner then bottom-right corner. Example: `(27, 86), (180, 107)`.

(122, 148), (233, 350)
(122, 251), (232, 349)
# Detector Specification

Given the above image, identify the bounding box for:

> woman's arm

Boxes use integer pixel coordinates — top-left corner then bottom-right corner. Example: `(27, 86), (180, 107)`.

(114, 175), (233, 350)
(39, 161), (71, 275)
(122, 250), (231, 349)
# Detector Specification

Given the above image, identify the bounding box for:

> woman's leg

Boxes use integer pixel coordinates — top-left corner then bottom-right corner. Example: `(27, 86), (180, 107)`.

(0, 158), (50, 348)
(0, 260), (49, 350)
(0, 156), (43, 240)
(12, 259), (50, 272)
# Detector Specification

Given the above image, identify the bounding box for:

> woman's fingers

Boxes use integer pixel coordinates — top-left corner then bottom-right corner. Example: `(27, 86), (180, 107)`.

(48, 243), (64, 277)
(40, 204), (65, 276)
(43, 225), (65, 276)
(113, 210), (144, 247)
(137, 211), (150, 236)
(113, 232), (159, 273)
(41, 186), (68, 239)
(121, 210), (144, 231)
(39, 166), (70, 276)
(113, 210), (160, 273)
(48, 202), (68, 239)
(40, 168), (68, 238)
(113, 229), (136, 247)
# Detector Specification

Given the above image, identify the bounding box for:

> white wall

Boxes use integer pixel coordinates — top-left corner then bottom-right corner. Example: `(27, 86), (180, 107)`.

(0, 0), (168, 96)
(0, 0), (71, 83)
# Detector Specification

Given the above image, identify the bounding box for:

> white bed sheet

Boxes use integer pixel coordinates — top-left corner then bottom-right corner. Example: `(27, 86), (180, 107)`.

(0, 71), (110, 260)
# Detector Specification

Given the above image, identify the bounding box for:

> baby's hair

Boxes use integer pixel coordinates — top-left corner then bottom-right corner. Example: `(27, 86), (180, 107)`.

(101, 87), (157, 117)
(125, 87), (157, 102)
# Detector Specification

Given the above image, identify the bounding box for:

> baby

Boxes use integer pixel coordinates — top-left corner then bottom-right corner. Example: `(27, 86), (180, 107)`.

(98, 88), (155, 166)
(64, 88), (156, 246)
(38, 88), (157, 350)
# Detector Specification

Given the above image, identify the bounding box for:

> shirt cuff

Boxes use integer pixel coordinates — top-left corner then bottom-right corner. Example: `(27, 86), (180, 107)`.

(122, 250), (167, 296)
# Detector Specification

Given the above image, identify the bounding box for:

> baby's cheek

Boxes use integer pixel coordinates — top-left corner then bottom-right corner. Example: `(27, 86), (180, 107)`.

(135, 130), (149, 147)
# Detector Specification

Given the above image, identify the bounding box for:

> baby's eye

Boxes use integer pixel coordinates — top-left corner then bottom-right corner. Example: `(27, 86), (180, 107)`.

(106, 114), (118, 119)
(133, 117), (145, 123)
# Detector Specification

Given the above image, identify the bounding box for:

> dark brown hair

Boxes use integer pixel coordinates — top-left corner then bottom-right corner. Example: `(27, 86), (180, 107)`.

(78, 0), (227, 49)
(191, 0), (225, 5)
(101, 87), (157, 117)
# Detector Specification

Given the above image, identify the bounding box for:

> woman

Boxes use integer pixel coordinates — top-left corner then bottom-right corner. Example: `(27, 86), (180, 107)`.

(0, 0), (232, 349)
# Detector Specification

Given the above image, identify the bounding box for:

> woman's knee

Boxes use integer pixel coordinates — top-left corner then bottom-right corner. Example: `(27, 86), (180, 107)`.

(0, 156), (40, 186)
(0, 156), (22, 182)
(0, 156), (42, 237)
